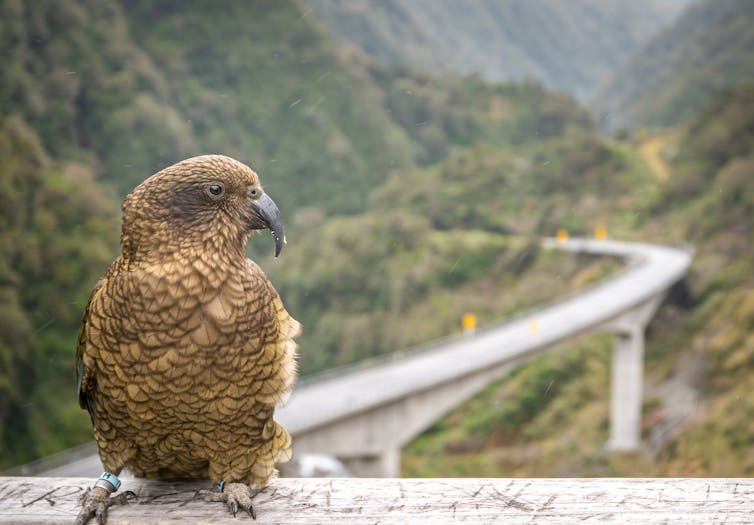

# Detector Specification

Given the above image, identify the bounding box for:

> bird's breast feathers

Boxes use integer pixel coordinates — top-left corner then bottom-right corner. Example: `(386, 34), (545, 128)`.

(86, 252), (298, 410)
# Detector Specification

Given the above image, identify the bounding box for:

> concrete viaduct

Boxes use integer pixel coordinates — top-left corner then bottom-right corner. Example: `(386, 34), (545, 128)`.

(277, 238), (691, 475)
(28, 238), (691, 478)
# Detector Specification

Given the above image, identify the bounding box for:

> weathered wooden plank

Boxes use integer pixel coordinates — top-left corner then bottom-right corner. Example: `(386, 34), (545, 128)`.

(0, 477), (752, 524)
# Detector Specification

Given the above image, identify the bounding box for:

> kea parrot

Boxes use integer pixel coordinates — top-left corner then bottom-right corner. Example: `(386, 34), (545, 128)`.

(74, 155), (300, 524)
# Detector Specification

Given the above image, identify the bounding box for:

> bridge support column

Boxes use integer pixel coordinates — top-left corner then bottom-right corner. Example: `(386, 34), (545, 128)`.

(607, 327), (644, 451)
(339, 448), (401, 477)
(601, 294), (665, 452)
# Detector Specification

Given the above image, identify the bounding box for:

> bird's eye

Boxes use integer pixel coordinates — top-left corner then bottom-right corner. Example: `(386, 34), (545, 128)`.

(249, 188), (259, 198)
(206, 183), (224, 198)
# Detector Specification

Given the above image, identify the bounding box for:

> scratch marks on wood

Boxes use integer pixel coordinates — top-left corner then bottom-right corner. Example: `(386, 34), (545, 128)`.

(0, 477), (753, 524)
(20, 485), (82, 508)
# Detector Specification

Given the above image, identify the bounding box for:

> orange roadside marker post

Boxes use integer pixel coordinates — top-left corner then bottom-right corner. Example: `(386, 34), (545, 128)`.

(461, 312), (477, 334)
(594, 225), (608, 240)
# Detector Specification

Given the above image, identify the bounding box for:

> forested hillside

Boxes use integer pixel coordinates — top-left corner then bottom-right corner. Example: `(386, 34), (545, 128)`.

(596, 0), (754, 130)
(0, 0), (751, 479)
(302, 0), (690, 101)
(0, 0), (592, 467)
(0, 0), (415, 213)
(0, 117), (119, 462)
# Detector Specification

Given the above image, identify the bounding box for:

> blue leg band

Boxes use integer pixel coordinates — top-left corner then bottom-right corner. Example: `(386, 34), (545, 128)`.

(96, 471), (122, 492)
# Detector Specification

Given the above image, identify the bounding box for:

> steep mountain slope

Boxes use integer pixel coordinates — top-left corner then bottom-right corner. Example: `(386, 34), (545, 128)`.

(0, 0), (593, 218)
(302, 0), (690, 101)
(118, 0), (420, 214)
(596, 0), (754, 130)
(0, 0), (192, 191)
(0, 0), (417, 214)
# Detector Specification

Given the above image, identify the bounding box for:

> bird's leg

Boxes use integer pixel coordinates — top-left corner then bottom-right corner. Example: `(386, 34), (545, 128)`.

(194, 480), (260, 519)
(75, 472), (136, 525)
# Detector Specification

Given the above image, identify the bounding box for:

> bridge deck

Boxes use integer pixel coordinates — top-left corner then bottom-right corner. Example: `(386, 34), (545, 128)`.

(1, 476), (750, 524)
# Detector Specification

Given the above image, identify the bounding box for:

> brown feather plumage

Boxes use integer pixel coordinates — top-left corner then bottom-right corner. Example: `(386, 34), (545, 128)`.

(77, 155), (300, 488)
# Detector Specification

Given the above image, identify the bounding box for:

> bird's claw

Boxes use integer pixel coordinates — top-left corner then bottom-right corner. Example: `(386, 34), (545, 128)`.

(194, 482), (258, 519)
(75, 487), (136, 525)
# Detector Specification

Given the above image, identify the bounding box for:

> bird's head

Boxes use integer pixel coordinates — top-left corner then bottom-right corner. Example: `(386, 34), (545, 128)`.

(122, 155), (285, 259)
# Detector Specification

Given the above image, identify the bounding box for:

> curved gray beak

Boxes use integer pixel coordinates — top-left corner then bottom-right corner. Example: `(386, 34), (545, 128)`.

(250, 193), (285, 257)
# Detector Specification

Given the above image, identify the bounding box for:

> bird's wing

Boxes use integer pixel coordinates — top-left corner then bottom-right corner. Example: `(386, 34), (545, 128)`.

(253, 273), (300, 465)
(76, 278), (104, 423)
(241, 259), (300, 435)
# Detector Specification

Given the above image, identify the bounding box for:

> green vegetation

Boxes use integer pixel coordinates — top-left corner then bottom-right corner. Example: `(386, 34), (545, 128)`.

(0, 117), (119, 465)
(0, 0), (751, 479)
(271, 93), (632, 375)
(404, 85), (754, 477)
(0, 0), (413, 212)
(276, 224), (620, 374)
(404, 337), (612, 477)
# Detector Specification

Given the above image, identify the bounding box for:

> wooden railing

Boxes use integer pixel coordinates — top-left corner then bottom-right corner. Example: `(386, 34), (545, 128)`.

(1, 476), (751, 523)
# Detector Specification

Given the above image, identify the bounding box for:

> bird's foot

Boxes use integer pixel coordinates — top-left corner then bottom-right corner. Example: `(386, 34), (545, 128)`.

(194, 481), (260, 519)
(75, 485), (136, 525)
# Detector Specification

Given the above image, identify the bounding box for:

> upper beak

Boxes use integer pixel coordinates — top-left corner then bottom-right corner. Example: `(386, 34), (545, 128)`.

(250, 192), (285, 257)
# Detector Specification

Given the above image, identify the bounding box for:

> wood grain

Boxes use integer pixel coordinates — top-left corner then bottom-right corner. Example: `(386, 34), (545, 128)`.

(1, 477), (752, 524)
